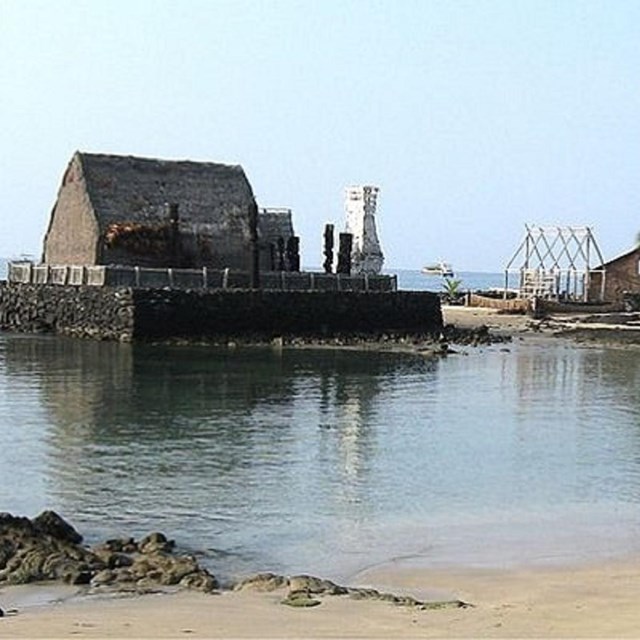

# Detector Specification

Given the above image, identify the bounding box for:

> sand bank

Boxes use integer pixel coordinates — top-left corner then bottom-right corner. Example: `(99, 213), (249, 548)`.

(443, 305), (536, 335)
(443, 305), (640, 346)
(3, 556), (640, 638)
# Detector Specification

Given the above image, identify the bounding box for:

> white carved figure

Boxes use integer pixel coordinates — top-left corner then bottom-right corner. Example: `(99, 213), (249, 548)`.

(344, 185), (384, 275)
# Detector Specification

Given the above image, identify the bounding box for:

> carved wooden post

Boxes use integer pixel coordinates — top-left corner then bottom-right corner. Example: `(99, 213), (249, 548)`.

(337, 233), (352, 275)
(277, 237), (285, 271)
(167, 202), (180, 267)
(286, 236), (300, 272)
(249, 201), (260, 289)
(269, 243), (276, 271)
(323, 224), (334, 273)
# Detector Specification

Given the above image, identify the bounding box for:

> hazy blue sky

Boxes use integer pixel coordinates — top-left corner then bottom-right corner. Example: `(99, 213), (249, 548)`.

(1, 0), (639, 270)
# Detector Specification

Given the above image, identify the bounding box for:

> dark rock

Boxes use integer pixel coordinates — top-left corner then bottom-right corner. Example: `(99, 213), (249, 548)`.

(62, 568), (92, 585)
(179, 571), (218, 593)
(288, 574), (348, 596)
(347, 587), (382, 600)
(158, 556), (199, 586)
(139, 532), (175, 554)
(441, 323), (509, 346)
(91, 569), (117, 586)
(0, 513), (35, 539)
(233, 572), (288, 592)
(32, 511), (82, 544)
(281, 593), (321, 608)
(420, 599), (471, 610)
(92, 549), (134, 570)
(0, 513), (216, 593)
(0, 539), (15, 570)
(2, 548), (49, 583)
(96, 537), (137, 554)
(347, 585), (469, 609)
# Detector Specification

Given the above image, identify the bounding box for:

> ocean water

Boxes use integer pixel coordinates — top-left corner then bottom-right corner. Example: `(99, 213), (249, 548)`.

(394, 269), (505, 293)
(1, 332), (640, 584)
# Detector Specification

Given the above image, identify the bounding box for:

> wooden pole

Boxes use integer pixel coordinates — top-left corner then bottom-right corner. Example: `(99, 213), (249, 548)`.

(249, 201), (260, 289)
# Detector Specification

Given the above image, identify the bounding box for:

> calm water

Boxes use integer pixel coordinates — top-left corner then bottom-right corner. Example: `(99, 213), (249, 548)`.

(2, 332), (640, 583)
(395, 269), (505, 292)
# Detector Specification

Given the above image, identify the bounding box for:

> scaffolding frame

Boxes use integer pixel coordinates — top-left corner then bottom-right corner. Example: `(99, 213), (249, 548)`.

(504, 225), (606, 302)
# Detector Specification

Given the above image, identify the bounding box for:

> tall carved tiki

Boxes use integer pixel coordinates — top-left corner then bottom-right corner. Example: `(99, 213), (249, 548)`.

(336, 233), (353, 275)
(286, 236), (300, 272)
(249, 201), (260, 288)
(323, 223), (334, 273)
(344, 186), (384, 275)
(167, 202), (181, 266)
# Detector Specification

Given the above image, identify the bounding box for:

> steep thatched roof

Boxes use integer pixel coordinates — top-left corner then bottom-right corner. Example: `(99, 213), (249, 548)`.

(73, 152), (256, 228)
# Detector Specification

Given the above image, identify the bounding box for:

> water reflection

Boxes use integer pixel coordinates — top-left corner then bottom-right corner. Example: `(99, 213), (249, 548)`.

(3, 334), (640, 579)
(0, 334), (433, 577)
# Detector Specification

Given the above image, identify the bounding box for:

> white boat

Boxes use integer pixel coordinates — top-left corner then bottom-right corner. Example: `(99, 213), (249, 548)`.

(421, 261), (454, 277)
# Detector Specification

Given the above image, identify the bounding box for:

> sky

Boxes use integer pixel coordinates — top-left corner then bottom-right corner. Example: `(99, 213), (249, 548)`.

(1, 0), (639, 271)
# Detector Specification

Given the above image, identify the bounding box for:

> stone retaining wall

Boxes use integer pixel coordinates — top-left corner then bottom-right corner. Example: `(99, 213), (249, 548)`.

(0, 283), (442, 342)
(131, 289), (442, 340)
(8, 263), (397, 292)
(0, 283), (135, 341)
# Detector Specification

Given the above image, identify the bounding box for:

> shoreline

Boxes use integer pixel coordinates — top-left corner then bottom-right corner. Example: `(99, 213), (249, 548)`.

(5, 554), (640, 638)
(443, 304), (640, 343)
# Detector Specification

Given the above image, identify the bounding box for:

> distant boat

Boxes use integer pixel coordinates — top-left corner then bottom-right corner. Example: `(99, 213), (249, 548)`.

(421, 261), (454, 277)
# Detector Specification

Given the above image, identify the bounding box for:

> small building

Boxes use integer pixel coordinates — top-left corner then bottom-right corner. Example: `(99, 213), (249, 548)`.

(42, 151), (280, 271)
(588, 246), (640, 303)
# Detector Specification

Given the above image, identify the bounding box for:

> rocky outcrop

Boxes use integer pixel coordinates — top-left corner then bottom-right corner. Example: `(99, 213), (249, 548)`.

(0, 511), (98, 585)
(0, 512), (470, 610)
(0, 512), (217, 593)
(234, 572), (470, 610)
(441, 323), (511, 346)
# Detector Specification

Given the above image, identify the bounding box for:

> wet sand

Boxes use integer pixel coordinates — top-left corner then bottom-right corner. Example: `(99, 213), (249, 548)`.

(4, 556), (640, 638)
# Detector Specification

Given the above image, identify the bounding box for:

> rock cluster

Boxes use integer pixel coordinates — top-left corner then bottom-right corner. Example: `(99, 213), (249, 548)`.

(0, 511), (217, 593)
(441, 323), (510, 346)
(234, 572), (470, 610)
(0, 512), (470, 610)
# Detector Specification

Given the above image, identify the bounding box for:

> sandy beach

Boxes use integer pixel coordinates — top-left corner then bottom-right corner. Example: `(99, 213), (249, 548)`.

(442, 305), (537, 336)
(3, 556), (640, 638)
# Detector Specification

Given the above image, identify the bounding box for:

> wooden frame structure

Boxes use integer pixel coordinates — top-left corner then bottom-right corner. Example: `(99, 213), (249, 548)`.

(504, 225), (606, 302)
